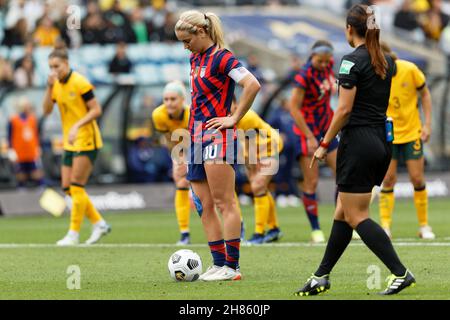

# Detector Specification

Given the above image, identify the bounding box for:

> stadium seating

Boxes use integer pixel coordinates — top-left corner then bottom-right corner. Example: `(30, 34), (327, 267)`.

(0, 43), (189, 86)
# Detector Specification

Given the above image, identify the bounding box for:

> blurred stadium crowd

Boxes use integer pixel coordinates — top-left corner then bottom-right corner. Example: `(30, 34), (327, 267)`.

(0, 0), (449, 88)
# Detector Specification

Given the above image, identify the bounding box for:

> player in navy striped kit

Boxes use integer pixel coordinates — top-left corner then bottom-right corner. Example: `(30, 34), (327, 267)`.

(289, 40), (339, 243)
(175, 10), (260, 281)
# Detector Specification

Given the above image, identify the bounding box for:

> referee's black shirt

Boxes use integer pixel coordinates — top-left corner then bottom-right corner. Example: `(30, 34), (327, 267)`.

(338, 44), (396, 128)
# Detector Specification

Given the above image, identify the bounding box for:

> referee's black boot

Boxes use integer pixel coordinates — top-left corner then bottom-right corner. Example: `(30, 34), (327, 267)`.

(294, 274), (330, 296)
(379, 270), (416, 295)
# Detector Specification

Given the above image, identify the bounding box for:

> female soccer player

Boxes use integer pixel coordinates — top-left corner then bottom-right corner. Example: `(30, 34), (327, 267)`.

(289, 40), (338, 243)
(295, 4), (415, 296)
(152, 81), (192, 245)
(175, 10), (260, 281)
(379, 43), (435, 240)
(233, 101), (283, 245)
(43, 48), (110, 246)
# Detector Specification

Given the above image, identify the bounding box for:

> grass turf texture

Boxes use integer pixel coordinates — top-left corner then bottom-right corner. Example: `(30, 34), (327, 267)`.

(0, 199), (449, 300)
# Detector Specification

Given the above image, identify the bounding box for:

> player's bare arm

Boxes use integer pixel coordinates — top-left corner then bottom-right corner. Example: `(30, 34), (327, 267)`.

(205, 73), (260, 130)
(289, 87), (317, 155)
(419, 85), (432, 143)
(42, 73), (57, 115)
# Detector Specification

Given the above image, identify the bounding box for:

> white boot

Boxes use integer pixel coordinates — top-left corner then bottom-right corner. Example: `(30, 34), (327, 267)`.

(419, 225), (435, 240)
(85, 221), (111, 245)
(56, 231), (79, 246)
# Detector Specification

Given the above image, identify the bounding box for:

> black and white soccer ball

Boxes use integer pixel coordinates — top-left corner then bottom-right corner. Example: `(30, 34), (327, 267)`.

(168, 249), (203, 282)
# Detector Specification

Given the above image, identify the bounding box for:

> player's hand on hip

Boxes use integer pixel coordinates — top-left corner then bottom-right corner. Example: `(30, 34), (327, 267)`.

(421, 125), (431, 143)
(205, 116), (236, 132)
(68, 126), (79, 145)
(310, 146), (327, 168)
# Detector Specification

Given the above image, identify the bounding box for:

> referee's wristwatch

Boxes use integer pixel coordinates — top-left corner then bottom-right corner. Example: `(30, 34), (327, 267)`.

(319, 138), (330, 149)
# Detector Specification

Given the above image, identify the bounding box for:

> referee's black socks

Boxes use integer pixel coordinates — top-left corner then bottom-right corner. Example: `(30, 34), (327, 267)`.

(314, 220), (353, 277)
(356, 219), (407, 276)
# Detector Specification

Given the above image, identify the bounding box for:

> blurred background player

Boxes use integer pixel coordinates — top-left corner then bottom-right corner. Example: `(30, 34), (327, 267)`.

(175, 10), (260, 281)
(43, 48), (111, 246)
(289, 40), (338, 243)
(151, 80), (192, 245)
(7, 97), (45, 189)
(233, 99), (283, 244)
(267, 96), (301, 208)
(379, 42), (435, 240)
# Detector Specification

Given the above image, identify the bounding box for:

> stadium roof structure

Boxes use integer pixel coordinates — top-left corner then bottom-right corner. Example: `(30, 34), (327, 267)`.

(221, 12), (428, 72)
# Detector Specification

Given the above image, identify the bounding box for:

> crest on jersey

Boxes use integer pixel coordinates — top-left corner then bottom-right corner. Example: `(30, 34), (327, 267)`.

(200, 66), (207, 78)
(193, 66), (199, 77)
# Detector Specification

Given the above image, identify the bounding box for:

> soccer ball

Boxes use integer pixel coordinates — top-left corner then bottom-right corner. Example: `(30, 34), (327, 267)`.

(168, 249), (202, 282)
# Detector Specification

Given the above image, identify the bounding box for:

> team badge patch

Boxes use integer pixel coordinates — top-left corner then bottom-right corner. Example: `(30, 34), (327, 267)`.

(339, 60), (355, 75)
(200, 66), (207, 78)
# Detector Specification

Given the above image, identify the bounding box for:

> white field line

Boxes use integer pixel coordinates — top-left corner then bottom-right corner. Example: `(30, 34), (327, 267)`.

(0, 241), (449, 249)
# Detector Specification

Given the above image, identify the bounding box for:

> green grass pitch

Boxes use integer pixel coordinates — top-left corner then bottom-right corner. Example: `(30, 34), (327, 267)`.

(0, 198), (449, 300)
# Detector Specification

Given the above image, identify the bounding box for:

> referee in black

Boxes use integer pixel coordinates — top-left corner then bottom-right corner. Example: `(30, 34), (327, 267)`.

(295, 4), (415, 296)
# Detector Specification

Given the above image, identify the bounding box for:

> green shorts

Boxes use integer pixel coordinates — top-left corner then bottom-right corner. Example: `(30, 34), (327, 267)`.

(63, 150), (99, 167)
(392, 139), (423, 161)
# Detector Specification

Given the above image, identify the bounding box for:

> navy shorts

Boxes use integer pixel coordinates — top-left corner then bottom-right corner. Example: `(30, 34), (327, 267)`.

(15, 161), (40, 174)
(294, 132), (339, 159)
(337, 126), (391, 193)
(187, 130), (238, 182)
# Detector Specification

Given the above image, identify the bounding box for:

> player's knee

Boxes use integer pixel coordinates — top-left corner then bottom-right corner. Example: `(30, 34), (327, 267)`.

(213, 196), (234, 216)
(200, 201), (215, 217)
(175, 178), (189, 189)
(250, 179), (266, 196)
(383, 175), (397, 189)
(410, 175), (425, 189)
(344, 217), (357, 229)
(343, 214), (363, 229)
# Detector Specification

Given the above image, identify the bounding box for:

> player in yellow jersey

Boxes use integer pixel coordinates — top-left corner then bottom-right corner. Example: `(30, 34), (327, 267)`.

(152, 81), (192, 245)
(233, 101), (283, 244)
(379, 43), (435, 239)
(43, 48), (111, 246)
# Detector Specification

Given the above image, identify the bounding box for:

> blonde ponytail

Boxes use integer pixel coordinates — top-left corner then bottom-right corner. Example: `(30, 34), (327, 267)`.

(204, 12), (225, 49)
(175, 10), (226, 49)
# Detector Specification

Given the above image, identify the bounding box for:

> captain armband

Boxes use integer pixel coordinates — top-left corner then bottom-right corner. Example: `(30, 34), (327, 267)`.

(228, 67), (250, 83)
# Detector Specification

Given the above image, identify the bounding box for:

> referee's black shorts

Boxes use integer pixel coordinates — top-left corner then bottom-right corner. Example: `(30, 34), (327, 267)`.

(337, 126), (392, 193)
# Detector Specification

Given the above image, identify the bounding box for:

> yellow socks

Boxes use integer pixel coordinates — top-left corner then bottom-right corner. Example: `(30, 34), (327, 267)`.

(379, 185), (428, 228)
(379, 188), (394, 229)
(69, 184), (89, 232)
(65, 186), (103, 225)
(85, 200), (103, 224)
(175, 188), (190, 233)
(254, 193), (270, 234)
(267, 192), (278, 229)
(414, 186), (428, 227)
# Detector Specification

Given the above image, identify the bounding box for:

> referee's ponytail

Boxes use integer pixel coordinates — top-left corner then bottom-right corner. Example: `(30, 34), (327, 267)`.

(175, 10), (226, 49)
(347, 4), (388, 80)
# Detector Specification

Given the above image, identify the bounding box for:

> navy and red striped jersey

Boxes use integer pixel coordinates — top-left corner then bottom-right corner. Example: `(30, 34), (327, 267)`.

(293, 59), (335, 136)
(188, 45), (243, 139)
